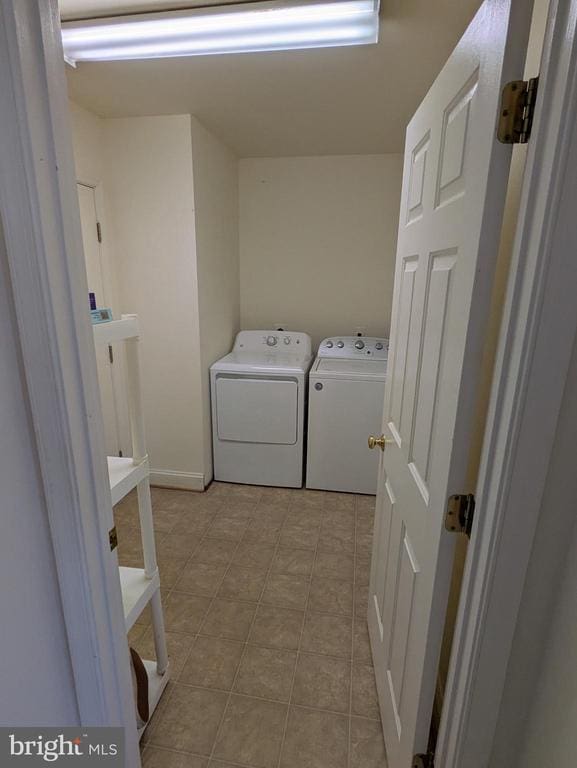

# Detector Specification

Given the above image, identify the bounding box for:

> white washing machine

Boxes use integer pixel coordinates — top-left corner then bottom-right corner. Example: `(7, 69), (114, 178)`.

(211, 330), (312, 488)
(306, 336), (388, 495)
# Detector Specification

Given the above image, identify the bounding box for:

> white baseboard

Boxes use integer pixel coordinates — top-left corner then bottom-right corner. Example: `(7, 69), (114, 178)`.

(149, 469), (205, 492)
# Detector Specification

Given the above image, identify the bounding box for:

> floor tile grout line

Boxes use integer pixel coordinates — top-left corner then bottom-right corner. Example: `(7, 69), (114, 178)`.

(164, 680), (367, 718)
(347, 497), (361, 768)
(146, 710), (383, 765)
(141, 665), (178, 747)
(186, 512), (254, 647)
(274, 498), (338, 768)
(190, 492), (359, 757)
(132, 486), (373, 764)
(205, 489), (298, 766)
(122, 498), (224, 672)
(152, 498), (298, 641)
(141, 507), (216, 746)
(146, 496), (249, 745)
(194, 492), (323, 766)
(122, 495), (362, 611)
(193, 633), (357, 660)
(146, 493), (258, 752)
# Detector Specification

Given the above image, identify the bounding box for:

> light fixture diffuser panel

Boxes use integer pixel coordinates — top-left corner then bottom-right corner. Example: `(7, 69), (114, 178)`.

(61, 0), (380, 62)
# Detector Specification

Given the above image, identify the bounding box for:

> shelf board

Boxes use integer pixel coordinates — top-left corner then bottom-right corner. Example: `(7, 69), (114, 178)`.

(119, 566), (160, 631)
(137, 659), (170, 740)
(93, 315), (139, 345)
(108, 456), (148, 506)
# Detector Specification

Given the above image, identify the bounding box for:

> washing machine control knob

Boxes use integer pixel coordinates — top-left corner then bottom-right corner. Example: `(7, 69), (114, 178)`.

(325, 341), (334, 348)
(355, 340), (365, 350)
(266, 335), (277, 346)
(375, 342), (383, 350)
(283, 336), (291, 345)
(337, 341), (344, 348)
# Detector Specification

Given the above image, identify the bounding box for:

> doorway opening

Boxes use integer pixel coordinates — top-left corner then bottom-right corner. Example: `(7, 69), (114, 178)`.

(3, 0), (571, 767)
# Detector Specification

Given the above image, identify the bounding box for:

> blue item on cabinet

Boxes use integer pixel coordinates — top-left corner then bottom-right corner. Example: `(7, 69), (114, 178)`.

(91, 308), (113, 324)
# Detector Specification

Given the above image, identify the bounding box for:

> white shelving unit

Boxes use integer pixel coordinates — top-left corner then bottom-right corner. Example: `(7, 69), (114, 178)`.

(107, 456), (149, 506)
(93, 314), (169, 737)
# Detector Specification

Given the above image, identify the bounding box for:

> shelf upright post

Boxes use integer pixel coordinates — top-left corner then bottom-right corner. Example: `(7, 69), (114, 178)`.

(123, 314), (146, 463)
(122, 314), (168, 675)
(149, 590), (169, 675)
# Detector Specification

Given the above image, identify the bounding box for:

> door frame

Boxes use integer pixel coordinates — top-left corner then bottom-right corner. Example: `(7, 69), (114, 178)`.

(76, 179), (131, 457)
(438, 0), (577, 765)
(2, 1), (577, 768)
(0, 1), (139, 765)
(76, 180), (112, 305)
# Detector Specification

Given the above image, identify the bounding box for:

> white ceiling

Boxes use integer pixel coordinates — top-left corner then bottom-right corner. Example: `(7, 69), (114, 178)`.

(63, 0), (483, 157)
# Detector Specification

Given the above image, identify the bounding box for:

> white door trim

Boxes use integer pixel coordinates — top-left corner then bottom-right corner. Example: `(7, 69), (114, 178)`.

(0, 1), (139, 763)
(438, 0), (577, 765)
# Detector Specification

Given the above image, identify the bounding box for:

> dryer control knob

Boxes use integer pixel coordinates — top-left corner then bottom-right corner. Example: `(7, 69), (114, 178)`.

(326, 341), (334, 348)
(266, 335), (277, 346)
(355, 340), (365, 350)
(375, 342), (383, 350)
(337, 341), (345, 348)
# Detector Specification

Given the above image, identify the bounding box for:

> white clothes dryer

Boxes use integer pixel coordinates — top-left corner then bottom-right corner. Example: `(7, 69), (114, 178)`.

(211, 330), (312, 488)
(306, 336), (388, 495)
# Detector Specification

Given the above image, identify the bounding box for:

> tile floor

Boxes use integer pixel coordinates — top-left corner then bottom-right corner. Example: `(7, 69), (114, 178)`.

(115, 483), (387, 768)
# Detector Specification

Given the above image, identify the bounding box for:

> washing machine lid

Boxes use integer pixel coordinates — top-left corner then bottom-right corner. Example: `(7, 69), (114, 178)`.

(311, 357), (387, 381)
(212, 350), (311, 376)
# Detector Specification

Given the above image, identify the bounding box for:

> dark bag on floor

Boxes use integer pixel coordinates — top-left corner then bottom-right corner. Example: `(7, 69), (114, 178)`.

(130, 646), (149, 726)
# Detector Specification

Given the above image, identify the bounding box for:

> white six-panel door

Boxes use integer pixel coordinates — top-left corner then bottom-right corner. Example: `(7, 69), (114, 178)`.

(368, 2), (532, 766)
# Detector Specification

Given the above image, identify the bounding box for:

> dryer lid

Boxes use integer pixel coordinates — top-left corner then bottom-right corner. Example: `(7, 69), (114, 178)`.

(211, 350), (311, 375)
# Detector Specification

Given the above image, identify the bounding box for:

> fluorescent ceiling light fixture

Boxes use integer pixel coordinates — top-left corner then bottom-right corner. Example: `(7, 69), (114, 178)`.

(61, 0), (380, 63)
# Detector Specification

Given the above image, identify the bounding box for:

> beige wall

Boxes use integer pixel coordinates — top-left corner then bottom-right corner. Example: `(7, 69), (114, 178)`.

(190, 116), (240, 483)
(101, 115), (205, 488)
(69, 104), (241, 488)
(69, 102), (123, 321)
(69, 100), (103, 183)
(239, 154), (403, 348)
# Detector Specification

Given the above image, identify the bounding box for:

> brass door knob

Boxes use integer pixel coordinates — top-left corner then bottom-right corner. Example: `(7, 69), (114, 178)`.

(368, 434), (388, 451)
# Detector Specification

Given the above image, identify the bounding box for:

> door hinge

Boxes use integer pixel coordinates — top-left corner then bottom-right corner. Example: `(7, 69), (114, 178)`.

(96, 221), (102, 243)
(497, 76), (539, 144)
(445, 493), (476, 538)
(413, 753), (434, 768)
(109, 526), (118, 551)
(108, 344), (114, 364)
